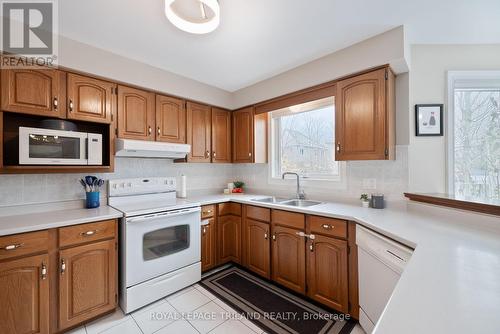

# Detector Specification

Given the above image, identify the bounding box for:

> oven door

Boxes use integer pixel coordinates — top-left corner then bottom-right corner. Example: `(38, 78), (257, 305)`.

(19, 127), (87, 165)
(124, 207), (201, 287)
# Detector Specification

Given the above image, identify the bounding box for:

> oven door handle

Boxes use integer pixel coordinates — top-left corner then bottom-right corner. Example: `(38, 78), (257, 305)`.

(126, 207), (201, 224)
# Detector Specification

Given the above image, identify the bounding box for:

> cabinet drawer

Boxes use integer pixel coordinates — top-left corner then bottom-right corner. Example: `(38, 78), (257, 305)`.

(0, 230), (48, 261)
(59, 220), (116, 248)
(201, 205), (215, 219)
(308, 216), (347, 239)
(272, 210), (305, 230)
(218, 202), (242, 216)
(245, 205), (270, 222)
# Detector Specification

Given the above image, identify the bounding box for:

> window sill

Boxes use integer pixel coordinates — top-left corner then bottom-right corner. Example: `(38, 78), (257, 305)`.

(404, 193), (500, 216)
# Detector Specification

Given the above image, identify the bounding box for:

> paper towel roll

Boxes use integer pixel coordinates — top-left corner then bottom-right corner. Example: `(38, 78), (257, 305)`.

(178, 175), (187, 198)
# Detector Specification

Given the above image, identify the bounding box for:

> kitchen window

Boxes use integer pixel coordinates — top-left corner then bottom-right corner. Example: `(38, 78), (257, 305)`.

(270, 96), (344, 182)
(447, 71), (500, 201)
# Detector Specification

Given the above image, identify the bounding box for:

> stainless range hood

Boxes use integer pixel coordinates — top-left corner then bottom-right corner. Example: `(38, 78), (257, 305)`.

(115, 138), (190, 159)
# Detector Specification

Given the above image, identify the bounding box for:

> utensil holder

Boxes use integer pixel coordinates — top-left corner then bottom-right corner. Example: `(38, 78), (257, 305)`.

(86, 191), (100, 209)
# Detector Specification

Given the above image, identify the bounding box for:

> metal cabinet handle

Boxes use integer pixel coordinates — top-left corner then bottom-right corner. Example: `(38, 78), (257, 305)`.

(309, 242), (314, 252)
(80, 230), (97, 237)
(272, 234), (276, 241)
(41, 263), (47, 280)
(264, 232), (268, 240)
(295, 231), (315, 240)
(213, 152), (216, 158)
(205, 150), (210, 158)
(202, 226), (206, 234)
(157, 127), (161, 136)
(61, 259), (66, 274)
(53, 97), (58, 110)
(336, 143), (341, 152)
(1, 243), (23, 251)
(322, 224), (333, 230)
(148, 126), (152, 135)
(69, 99), (74, 112)
(248, 152), (252, 157)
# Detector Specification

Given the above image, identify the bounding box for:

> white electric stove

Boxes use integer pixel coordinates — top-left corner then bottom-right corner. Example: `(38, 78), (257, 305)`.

(108, 177), (202, 313)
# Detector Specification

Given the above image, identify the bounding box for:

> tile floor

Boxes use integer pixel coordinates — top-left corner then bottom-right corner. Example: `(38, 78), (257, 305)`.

(66, 283), (365, 334)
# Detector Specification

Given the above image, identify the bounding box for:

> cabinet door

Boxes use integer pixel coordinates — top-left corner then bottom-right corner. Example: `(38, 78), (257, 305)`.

(186, 102), (211, 162)
(67, 73), (115, 124)
(201, 218), (216, 272)
(59, 239), (117, 330)
(117, 85), (155, 140)
(156, 95), (186, 143)
(335, 68), (386, 160)
(1, 68), (65, 118)
(232, 107), (254, 163)
(245, 219), (270, 279)
(271, 225), (305, 294)
(307, 235), (349, 313)
(211, 107), (232, 163)
(0, 254), (49, 334)
(217, 215), (241, 264)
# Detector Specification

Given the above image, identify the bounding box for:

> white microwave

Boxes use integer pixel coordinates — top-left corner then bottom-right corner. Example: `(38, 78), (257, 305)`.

(19, 127), (103, 165)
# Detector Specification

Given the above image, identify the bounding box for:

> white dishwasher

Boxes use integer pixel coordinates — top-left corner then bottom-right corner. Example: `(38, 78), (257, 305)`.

(356, 225), (413, 334)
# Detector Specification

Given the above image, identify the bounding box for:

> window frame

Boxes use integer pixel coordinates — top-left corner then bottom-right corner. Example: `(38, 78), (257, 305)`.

(267, 97), (346, 187)
(446, 70), (500, 194)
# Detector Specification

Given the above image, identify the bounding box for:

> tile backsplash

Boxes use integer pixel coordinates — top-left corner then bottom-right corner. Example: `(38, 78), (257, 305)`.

(0, 146), (408, 207)
(232, 145), (409, 203)
(0, 158), (234, 207)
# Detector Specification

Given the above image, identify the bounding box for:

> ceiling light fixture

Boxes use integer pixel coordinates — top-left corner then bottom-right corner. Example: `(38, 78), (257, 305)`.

(164, 0), (220, 34)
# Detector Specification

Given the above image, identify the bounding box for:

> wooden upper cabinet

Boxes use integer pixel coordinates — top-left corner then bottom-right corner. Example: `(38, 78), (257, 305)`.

(58, 239), (117, 330)
(117, 85), (155, 141)
(156, 95), (186, 143)
(211, 107), (232, 163)
(245, 219), (271, 279)
(66, 73), (115, 124)
(307, 235), (349, 313)
(232, 107), (254, 163)
(0, 254), (49, 334)
(1, 68), (66, 118)
(186, 102), (211, 162)
(217, 215), (241, 265)
(335, 67), (395, 160)
(232, 107), (267, 163)
(271, 225), (306, 294)
(201, 218), (216, 272)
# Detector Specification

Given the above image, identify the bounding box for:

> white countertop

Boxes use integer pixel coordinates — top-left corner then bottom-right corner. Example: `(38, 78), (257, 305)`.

(0, 204), (123, 236)
(1, 192), (499, 333)
(186, 192), (500, 334)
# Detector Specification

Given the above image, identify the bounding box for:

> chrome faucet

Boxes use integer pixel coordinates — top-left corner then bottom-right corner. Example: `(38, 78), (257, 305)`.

(282, 172), (306, 199)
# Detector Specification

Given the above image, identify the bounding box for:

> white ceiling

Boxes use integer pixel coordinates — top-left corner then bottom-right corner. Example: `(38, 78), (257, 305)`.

(59, 0), (500, 92)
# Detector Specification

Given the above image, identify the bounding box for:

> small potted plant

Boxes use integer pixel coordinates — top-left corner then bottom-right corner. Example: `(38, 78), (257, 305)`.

(232, 181), (245, 193)
(360, 193), (370, 208)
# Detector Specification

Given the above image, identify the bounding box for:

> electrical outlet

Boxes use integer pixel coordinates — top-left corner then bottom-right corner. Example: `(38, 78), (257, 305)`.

(362, 178), (377, 190)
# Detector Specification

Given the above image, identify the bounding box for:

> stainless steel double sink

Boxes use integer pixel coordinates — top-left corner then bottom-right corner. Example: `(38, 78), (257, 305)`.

(251, 197), (322, 207)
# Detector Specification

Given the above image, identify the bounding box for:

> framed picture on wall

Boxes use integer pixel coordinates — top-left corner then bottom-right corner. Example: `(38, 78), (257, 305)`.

(415, 104), (443, 136)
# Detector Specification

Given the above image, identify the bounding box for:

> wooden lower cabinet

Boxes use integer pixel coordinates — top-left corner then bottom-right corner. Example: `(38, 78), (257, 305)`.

(217, 214), (241, 265)
(0, 254), (49, 334)
(306, 235), (349, 313)
(0, 219), (117, 334)
(244, 219), (270, 279)
(271, 225), (306, 294)
(201, 218), (216, 272)
(58, 239), (117, 331)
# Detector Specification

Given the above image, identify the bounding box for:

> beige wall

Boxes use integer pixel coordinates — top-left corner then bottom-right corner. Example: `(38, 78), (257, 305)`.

(231, 26), (408, 109)
(408, 44), (500, 193)
(58, 36), (233, 108)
